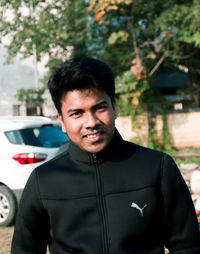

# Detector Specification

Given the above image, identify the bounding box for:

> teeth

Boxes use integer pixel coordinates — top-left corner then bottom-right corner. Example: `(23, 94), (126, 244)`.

(87, 134), (99, 138)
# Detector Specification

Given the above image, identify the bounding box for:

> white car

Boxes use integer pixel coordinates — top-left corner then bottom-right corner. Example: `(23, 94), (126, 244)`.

(0, 116), (69, 226)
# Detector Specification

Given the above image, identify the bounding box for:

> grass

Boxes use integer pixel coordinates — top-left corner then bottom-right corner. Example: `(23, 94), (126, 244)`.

(173, 157), (200, 167)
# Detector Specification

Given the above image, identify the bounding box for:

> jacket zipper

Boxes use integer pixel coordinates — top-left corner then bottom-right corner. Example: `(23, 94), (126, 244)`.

(92, 153), (109, 254)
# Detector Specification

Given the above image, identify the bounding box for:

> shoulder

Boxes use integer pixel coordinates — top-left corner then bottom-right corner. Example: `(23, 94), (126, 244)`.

(35, 149), (72, 176)
(121, 141), (176, 176)
(123, 141), (180, 175)
(123, 140), (166, 161)
(31, 150), (75, 197)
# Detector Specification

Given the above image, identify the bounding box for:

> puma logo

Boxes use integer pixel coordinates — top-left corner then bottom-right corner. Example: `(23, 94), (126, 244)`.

(131, 202), (147, 216)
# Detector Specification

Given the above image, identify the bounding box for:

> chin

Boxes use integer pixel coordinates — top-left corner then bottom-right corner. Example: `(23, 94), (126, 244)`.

(84, 144), (106, 154)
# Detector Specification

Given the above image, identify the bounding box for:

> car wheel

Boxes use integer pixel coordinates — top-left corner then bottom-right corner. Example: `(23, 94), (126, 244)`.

(0, 185), (17, 226)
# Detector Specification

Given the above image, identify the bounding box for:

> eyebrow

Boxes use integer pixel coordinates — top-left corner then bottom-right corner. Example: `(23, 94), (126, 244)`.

(67, 108), (82, 114)
(95, 100), (108, 106)
(67, 100), (109, 114)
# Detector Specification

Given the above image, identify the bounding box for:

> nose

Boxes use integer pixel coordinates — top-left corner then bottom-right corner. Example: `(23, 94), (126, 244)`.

(84, 112), (100, 129)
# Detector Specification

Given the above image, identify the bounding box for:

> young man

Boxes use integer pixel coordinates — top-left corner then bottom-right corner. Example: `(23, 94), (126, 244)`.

(11, 57), (200, 254)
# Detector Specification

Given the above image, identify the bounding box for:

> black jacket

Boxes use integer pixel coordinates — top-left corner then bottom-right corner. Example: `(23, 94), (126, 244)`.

(11, 130), (200, 254)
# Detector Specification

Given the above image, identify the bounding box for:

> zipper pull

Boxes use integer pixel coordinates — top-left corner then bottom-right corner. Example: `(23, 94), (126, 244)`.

(92, 153), (97, 163)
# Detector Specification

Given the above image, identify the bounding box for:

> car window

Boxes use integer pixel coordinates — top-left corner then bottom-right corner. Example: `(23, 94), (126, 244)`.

(4, 125), (69, 148)
(4, 129), (23, 144)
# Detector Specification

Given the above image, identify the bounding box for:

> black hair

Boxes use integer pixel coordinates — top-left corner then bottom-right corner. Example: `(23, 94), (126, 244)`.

(48, 56), (115, 115)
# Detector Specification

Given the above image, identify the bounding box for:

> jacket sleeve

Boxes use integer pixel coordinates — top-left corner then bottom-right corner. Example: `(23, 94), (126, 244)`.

(162, 154), (200, 254)
(11, 170), (51, 254)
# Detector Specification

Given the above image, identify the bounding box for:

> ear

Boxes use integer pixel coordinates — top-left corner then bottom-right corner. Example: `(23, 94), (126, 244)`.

(58, 113), (67, 133)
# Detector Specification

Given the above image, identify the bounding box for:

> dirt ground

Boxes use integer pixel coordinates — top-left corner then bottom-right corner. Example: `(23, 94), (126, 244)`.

(0, 227), (50, 254)
(0, 227), (14, 254)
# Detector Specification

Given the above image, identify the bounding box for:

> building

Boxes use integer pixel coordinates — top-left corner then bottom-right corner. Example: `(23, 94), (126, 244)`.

(151, 70), (191, 111)
(0, 45), (57, 117)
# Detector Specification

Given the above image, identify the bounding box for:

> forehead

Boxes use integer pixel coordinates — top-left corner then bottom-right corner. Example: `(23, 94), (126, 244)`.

(61, 88), (110, 108)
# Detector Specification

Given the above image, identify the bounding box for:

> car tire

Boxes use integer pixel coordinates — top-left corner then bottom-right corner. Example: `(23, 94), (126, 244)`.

(0, 185), (17, 226)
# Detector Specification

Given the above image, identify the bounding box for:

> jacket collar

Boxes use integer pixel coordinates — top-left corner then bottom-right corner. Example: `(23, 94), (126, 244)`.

(68, 128), (124, 164)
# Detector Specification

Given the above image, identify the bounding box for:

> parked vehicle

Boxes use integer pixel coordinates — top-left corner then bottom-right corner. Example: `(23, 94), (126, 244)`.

(0, 116), (69, 226)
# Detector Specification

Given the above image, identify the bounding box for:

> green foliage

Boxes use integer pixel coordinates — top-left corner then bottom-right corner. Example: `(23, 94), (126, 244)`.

(1, 0), (200, 79)
(116, 70), (138, 93)
(115, 70), (173, 151)
(174, 157), (200, 168)
(0, 0), (90, 65)
(115, 70), (148, 116)
(182, 32), (200, 47)
(108, 30), (129, 45)
(88, 0), (200, 104)
(156, 2), (200, 47)
(16, 87), (46, 106)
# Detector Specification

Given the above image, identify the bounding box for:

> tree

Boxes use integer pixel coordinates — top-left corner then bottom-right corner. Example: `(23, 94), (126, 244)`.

(88, 0), (173, 79)
(0, 0), (90, 67)
(88, 0), (168, 146)
(16, 87), (46, 115)
(0, 0), (93, 116)
(88, 0), (200, 101)
(88, 0), (200, 147)
(155, 0), (200, 106)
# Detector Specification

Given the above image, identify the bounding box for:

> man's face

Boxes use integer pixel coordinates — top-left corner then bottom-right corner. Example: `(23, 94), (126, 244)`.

(58, 88), (116, 153)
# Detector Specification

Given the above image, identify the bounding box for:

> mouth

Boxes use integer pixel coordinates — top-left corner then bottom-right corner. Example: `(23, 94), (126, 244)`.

(83, 132), (103, 142)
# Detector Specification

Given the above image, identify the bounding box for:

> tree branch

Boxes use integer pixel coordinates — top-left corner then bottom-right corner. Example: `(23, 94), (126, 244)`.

(139, 38), (164, 49)
(128, 2), (138, 53)
(149, 50), (171, 76)
(177, 50), (197, 60)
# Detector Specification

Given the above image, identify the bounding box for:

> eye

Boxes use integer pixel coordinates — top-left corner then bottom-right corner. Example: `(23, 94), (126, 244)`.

(96, 104), (108, 111)
(70, 111), (82, 118)
(72, 112), (80, 116)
